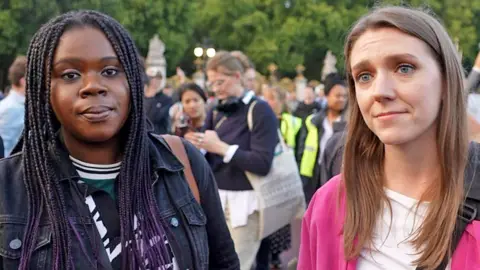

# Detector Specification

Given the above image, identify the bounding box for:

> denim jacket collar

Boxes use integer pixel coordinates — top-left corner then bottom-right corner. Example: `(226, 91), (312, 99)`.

(50, 132), (184, 182)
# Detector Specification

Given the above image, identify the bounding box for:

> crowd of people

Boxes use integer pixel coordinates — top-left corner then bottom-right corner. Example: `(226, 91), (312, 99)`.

(0, 5), (479, 270)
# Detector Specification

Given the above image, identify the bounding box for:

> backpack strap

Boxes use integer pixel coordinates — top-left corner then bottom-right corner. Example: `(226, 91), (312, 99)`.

(416, 199), (478, 270)
(161, 135), (201, 203)
(247, 100), (258, 131)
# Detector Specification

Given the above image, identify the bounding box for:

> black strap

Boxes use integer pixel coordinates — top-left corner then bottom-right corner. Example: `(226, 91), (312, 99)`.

(415, 201), (477, 270)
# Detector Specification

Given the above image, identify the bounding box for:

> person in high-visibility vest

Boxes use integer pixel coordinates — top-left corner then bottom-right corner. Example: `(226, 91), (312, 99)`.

(263, 85), (303, 163)
(259, 85), (302, 270)
(297, 73), (348, 202)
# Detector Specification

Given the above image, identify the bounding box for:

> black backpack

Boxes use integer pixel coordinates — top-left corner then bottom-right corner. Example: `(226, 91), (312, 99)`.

(417, 142), (480, 270)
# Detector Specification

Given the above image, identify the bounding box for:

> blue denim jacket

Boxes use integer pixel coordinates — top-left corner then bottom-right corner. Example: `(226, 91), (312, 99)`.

(0, 90), (25, 157)
(0, 134), (239, 269)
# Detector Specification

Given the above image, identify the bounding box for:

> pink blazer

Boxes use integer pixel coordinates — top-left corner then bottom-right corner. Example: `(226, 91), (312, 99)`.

(298, 175), (480, 270)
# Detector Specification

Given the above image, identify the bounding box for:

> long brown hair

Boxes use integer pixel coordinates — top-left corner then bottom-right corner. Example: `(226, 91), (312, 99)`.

(342, 6), (468, 269)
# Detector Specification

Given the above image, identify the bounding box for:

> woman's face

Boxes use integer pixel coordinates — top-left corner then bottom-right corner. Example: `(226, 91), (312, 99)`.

(263, 89), (282, 116)
(181, 90), (206, 119)
(50, 26), (130, 144)
(326, 84), (348, 113)
(350, 28), (442, 146)
(206, 69), (241, 100)
(244, 68), (256, 90)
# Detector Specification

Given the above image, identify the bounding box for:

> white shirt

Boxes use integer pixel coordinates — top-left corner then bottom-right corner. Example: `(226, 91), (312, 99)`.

(468, 93), (480, 123)
(357, 189), (450, 270)
(218, 90), (259, 228)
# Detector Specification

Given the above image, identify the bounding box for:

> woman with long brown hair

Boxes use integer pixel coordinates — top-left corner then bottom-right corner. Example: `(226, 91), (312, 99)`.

(298, 6), (480, 270)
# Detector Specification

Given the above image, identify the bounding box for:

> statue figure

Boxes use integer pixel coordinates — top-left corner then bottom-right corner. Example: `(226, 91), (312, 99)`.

(146, 35), (167, 86)
(321, 50), (337, 81)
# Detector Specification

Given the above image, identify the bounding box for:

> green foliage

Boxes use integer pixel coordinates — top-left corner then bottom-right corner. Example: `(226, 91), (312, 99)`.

(0, 0), (479, 88)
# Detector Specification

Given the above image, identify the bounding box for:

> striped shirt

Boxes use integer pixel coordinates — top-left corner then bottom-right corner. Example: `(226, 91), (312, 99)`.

(70, 156), (178, 269)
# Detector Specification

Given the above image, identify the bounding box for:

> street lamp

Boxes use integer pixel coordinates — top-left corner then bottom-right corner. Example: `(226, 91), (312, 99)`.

(193, 41), (216, 72)
(206, 48), (216, 58)
(194, 47), (204, 58)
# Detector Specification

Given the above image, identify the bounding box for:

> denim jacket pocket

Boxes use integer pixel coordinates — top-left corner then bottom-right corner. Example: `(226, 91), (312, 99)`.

(180, 200), (209, 269)
(0, 220), (52, 269)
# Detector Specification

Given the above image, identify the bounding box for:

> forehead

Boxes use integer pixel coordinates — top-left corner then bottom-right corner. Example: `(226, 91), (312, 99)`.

(54, 26), (117, 61)
(329, 84), (347, 95)
(350, 28), (435, 68)
(182, 89), (201, 99)
(207, 70), (229, 81)
(245, 69), (256, 78)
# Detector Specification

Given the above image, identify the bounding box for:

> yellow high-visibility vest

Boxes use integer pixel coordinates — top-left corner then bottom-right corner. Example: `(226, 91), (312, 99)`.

(280, 113), (302, 148)
(300, 114), (319, 177)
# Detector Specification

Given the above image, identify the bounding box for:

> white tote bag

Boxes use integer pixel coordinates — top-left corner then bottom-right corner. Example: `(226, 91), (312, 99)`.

(245, 100), (306, 240)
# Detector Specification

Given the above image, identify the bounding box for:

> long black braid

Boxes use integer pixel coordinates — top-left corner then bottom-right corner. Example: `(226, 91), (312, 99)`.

(21, 10), (171, 270)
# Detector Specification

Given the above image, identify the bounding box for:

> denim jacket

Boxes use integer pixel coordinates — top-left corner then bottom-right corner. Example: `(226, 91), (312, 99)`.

(0, 133), (239, 269)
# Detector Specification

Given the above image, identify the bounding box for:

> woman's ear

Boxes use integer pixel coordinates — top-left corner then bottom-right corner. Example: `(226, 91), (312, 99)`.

(234, 71), (242, 81)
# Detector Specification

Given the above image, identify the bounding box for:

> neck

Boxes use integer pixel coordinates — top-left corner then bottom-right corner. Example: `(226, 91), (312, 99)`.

(11, 86), (25, 96)
(233, 85), (246, 98)
(383, 125), (439, 200)
(61, 128), (123, 165)
(145, 86), (159, 98)
(327, 109), (340, 123)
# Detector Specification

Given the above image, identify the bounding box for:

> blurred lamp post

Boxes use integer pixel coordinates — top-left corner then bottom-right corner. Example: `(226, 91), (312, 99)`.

(193, 44), (215, 88)
(193, 46), (216, 69)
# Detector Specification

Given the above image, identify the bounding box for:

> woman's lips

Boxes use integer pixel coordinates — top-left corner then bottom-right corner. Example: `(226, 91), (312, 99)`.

(80, 106), (113, 122)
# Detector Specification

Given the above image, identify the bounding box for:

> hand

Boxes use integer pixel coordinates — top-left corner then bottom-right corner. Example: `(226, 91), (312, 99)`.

(177, 67), (186, 84)
(185, 132), (203, 149)
(199, 130), (230, 156)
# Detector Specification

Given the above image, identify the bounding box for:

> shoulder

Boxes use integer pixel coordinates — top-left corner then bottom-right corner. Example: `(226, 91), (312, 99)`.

(0, 153), (27, 213)
(0, 97), (21, 116)
(250, 98), (276, 121)
(0, 152), (23, 180)
(310, 111), (326, 127)
(155, 92), (173, 104)
(304, 175), (344, 232)
(148, 134), (211, 188)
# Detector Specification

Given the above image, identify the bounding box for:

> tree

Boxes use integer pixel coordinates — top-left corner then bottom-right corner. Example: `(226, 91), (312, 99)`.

(115, 0), (196, 76)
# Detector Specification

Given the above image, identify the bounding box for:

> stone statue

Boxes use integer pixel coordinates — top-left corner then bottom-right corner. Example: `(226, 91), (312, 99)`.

(321, 50), (337, 81)
(268, 63), (278, 83)
(295, 64), (307, 102)
(146, 35), (167, 85)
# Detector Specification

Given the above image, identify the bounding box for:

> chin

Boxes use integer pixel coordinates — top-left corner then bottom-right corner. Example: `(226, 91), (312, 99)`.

(375, 130), (418, 146)
(77, 128), (119, 144)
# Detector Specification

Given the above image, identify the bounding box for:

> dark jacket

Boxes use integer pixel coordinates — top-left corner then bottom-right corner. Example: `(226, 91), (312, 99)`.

(319, 121), (347, 186)
(466, 69), (480, 94)
(0, 136), (3, 159)
(204, 95), (278, 191)
(145, 91), (174, 135)
(0, 134), (239, 270)
(293, 101), (322, 120)
(297, 110), (345, 202)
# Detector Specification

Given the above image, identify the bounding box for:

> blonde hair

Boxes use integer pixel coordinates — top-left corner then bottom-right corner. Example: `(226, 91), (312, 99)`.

(342, 6), (468, 269)
(231, 50), (253, 70)
(206, 51), (245, 75)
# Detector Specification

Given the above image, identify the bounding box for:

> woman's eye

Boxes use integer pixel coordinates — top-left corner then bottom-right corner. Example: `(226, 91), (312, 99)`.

(357, 73), (372, 83)
(397, 64), (415, 74)
(61, 72), (80, 81)
(102, 68), (119, 77)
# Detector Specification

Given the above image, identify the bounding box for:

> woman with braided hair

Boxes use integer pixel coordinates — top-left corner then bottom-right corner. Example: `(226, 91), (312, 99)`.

(0, 10), (238, 270)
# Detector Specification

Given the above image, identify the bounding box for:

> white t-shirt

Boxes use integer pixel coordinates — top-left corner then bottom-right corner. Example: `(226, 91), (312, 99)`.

(468, 93), (480, 123)
(357, 189), (450, 270)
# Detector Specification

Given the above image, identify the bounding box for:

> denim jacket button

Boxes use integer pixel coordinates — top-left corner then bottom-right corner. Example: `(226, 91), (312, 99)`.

(9, 238), (22, 250)
(170, 217), (179, 227)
